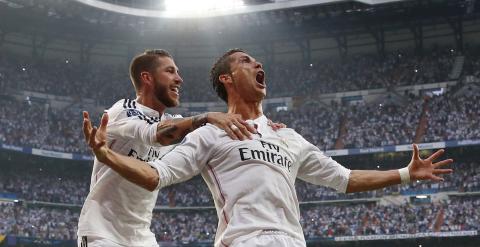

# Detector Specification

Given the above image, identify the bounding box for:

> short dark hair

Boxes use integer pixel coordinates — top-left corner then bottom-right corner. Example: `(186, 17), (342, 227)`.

(210, 48), (245, 103)
(129, 49), (172, 91)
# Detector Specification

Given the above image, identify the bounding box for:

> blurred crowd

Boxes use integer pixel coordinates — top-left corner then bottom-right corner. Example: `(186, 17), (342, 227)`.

(1, 196), (478, 243)
(341, 98), (422, 148)
(0, 168), (89, 205)
(0, 46), (456, 104)
(0, 161), (474, 206)
(266, 103), (344, 150)
(424, 93), (480, 142)
(301, 197), (480, 238)
(1, 45), (478, 154)
(0, 88), (478, 155)
(268, 48), (454, 98)
(0, 98), (100, 154)
(0, 203), (77, 241)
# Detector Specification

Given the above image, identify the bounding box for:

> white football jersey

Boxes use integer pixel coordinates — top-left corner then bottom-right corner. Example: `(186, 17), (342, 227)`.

(150, 115), (351, 247)
(78, 99), (180, 246)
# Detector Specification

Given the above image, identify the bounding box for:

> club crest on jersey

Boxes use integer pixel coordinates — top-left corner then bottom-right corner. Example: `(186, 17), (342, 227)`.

(126, 109), (142, 117)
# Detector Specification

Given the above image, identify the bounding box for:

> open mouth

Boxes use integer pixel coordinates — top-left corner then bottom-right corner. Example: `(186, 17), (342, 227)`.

(170, 85), (181, 96)
(256, 71), (266, 86)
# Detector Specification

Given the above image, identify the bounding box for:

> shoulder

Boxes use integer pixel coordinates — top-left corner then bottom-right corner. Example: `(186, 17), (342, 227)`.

(108, 99), (157, 123)
(276, 127), (317, 151)
(195, 123), (220, 136)
(108, 99), (137, 115)
(187, 124), (222, 141)
(277, 127), (304, 140)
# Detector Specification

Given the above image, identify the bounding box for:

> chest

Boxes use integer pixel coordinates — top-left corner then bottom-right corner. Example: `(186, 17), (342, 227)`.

(210, 129), (303, 175)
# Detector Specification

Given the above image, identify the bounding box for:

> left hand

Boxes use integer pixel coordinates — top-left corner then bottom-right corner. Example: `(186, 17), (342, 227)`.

(408, 144), (453, 182)
(268, 119), (286, 131)
(83, 111), (109, 162)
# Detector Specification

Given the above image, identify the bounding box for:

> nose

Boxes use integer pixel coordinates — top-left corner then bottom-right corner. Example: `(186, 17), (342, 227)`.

(175, 74), (183, 84)
(255, 61), (263, 69)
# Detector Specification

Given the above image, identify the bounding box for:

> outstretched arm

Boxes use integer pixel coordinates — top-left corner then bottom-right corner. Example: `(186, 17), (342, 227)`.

(346, 144), (453, 193)
(83, 112), (160, 191)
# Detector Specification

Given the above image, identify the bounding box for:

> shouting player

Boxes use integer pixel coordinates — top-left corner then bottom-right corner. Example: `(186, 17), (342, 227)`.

(83, 49), (453, 247)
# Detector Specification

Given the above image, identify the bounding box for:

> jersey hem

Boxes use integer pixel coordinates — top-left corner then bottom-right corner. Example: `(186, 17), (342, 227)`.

(76, 231), (157, 247)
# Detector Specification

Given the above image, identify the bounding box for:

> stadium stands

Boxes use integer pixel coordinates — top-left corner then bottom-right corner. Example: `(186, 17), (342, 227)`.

(1, 196), (479, 244)
(1, 161), (476, 206)
(0, 46), (456, 103)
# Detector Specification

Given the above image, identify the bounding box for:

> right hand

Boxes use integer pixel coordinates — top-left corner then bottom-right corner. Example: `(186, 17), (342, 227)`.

(207, 112), (257, 140)
(83, 111), (109, 162)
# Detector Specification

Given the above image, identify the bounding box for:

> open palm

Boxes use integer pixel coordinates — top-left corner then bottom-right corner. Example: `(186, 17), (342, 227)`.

(408, 144), (453, 182)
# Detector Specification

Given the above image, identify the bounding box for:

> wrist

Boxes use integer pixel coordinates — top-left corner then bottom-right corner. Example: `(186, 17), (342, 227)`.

(204, 112), (211, 124)
(96, 148), (110, 164)
(192, 113), (208, 129)
(398, 166), (411, 184)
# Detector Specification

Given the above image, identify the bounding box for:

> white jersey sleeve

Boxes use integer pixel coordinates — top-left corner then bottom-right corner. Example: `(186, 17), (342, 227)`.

(297, 141), (351, 193)
(106, 99), (160, 146)
(149, 125), (217, 189)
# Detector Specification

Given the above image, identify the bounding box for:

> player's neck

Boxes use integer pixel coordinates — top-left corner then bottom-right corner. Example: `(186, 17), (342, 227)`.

(227, 98), (263, 120)
(135, 95), (166, 115)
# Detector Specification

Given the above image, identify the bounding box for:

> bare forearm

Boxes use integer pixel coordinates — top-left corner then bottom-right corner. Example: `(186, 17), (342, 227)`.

(346, 170), (402, 193)
(156, 113), (208, 145)
(101, 149), (160, 191)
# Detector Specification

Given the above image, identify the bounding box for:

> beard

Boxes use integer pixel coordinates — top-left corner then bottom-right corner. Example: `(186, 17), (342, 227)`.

(153, 79), (179, 108)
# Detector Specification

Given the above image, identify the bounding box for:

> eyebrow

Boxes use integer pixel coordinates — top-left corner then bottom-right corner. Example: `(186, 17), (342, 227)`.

(239, 55), (251, 61)
(164, 66), (178, 71)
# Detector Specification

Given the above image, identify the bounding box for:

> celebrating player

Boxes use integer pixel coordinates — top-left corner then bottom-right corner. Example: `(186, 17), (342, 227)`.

(77, 49), (261, 247)
(83, 49), (453, 247)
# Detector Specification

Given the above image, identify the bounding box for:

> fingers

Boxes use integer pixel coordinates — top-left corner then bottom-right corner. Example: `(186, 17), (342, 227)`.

(231, 120), (251, 141)
(83, 119), (90, 142)
(83, 111), (93, 142)
(222, 124), (238, 140)
(432, 169), (453, 175)
(100, 112), (109, 133)
(83, 111), (90, 120)
(239, 119), (257, 135)
(433, 159), (454, 168)
(427, 149), (444, 162)
(89, 127), (98, 148)
(269, 120), (279, 131)
(271, 122), (286, 131)
(267, 119), (286, 131)
(412, 144), (420, 160)
(429, 174), (444, 182)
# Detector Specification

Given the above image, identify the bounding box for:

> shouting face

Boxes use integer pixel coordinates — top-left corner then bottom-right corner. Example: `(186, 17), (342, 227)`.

(226, 52), (266, 102)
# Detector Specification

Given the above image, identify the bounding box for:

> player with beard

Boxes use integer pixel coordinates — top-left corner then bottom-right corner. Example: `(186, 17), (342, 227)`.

(77, 49), (263, 247)
(82, 49), (453, 247)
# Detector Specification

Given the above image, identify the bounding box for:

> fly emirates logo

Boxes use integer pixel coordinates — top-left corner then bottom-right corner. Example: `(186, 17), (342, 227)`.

(127, 147), (162, 162)
(238, 140), (293, 172)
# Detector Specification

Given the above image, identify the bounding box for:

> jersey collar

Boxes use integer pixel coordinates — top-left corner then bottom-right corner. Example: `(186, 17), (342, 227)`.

(246, 115), (269, 135)
(248, 115), (268, 126)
